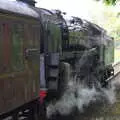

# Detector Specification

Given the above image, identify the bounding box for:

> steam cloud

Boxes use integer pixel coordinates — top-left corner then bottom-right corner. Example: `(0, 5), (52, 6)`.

(47, 80), (117, 118)
(46, 56), (118, 118)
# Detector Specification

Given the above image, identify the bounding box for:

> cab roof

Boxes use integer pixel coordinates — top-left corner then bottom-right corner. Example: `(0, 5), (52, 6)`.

(0, 0), (39, 18)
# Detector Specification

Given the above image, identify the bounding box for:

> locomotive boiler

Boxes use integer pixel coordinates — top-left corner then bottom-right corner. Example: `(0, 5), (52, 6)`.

(64, 17), (114, 88)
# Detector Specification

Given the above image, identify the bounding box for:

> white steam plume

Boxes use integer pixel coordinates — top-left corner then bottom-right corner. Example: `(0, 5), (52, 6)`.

(47, 80), (117, 118)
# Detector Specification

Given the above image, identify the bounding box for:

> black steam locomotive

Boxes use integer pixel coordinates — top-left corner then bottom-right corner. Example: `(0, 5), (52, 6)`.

(0, 0), (114, 119)
(38, 9), (114, 94)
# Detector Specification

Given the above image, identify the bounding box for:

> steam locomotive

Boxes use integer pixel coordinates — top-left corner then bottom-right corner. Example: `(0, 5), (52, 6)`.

(0, 0), (114, 119)
(38, 9), (114, 95)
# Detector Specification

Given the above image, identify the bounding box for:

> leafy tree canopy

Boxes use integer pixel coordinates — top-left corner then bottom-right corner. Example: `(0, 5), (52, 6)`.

(95, 0), (117, 5)
(104, 0), (116, 5)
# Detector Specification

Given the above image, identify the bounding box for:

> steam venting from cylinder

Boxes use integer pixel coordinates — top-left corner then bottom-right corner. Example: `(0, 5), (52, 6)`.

(17, 0), (36, 6)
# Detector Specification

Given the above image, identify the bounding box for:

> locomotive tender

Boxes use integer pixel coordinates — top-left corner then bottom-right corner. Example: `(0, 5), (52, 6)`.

(0, 0), (44, 119)
(0, 0), (114, 119)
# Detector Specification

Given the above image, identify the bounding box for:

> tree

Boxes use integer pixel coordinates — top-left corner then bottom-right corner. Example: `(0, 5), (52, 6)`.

(95, 0), (117, 5)
(103, 0), (117, 5)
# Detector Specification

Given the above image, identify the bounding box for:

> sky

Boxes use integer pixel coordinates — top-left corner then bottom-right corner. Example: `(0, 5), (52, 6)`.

(10, 0), (99, 21)
(8, 0), (119, 23)
(35, 0), (93, 20)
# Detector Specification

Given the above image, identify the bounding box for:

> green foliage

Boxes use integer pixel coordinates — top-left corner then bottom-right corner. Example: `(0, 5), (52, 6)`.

(104, 0), (116, 5)
(91, 2), (120, 41)
(91, 0), (120, 63)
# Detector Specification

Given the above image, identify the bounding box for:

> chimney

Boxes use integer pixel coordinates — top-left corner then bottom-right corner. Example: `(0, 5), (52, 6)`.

(17, 0), (36, 6)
